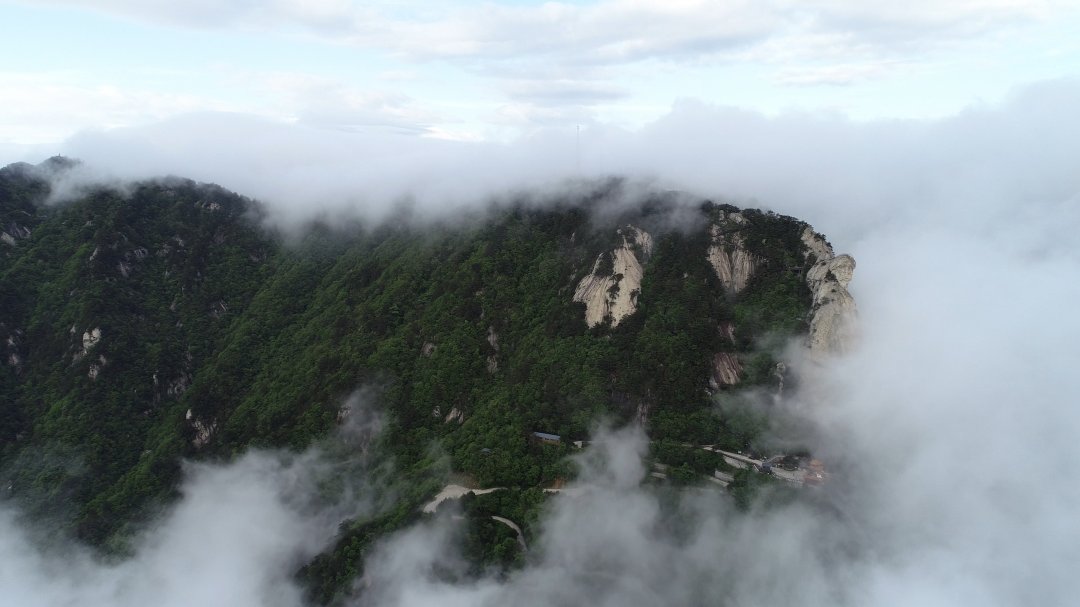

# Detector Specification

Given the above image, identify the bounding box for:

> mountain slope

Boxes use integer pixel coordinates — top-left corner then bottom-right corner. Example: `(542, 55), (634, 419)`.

(0, 159), (852, 563)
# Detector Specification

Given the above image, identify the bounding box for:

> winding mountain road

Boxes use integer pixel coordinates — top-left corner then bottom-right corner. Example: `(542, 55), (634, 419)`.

(421, 484), (505, 513)
(490, 515), (528, 551)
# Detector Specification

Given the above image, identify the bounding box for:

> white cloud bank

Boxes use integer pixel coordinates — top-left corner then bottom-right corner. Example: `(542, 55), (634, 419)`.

(2, 77), (1080, 606)
(0, 453), (331, 607)
(47, 77), (1080, 244)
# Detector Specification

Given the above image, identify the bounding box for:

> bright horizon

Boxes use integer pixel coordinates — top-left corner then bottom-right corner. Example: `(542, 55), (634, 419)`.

(2, 0), (1079, 164)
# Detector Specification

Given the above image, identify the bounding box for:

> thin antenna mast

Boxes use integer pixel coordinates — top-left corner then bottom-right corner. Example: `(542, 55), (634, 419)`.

(576, 124), (581, 175)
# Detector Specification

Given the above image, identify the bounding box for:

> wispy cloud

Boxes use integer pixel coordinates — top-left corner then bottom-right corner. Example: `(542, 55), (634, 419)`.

(0, 71), (235, 144)
(33, 1), (1075, 70)
(1, 452), (334, 607)
(4, 1), (1076, 147)
(37, 78), (1077, 240)
(773, 61), (903, 86)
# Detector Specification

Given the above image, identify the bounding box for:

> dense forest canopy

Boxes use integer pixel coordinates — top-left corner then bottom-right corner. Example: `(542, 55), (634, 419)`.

(1, 158), (828, 601)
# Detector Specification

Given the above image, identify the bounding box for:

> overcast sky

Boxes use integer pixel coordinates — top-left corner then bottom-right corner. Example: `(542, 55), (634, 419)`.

(2, 0), (1079, 160)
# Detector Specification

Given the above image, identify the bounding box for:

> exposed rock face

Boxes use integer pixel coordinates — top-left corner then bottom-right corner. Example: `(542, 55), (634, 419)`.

(486, 326), (499, 374)
(1, 222), (31, 246)
(185, 408), (217, 448)
(710, 352), (742, 389)
(801, 226), (834, 262)
(74, 327), (102, 362)
(209, 300), (228, 319)
(719, 322), (736, 345)
(3, 327), (25, 373)
(573, 225), (653, 327)
(336, 405), (351, 423)
(707, 213), (760, 293)
(802, 228), (857, 356)
(774, 362), (788, 396)
(430, 403), (466, 425)
(87, 355), (107, 381)
(166, 373), (191, 398)
(636, 401), (649, 426)
(82, 327), (102, 351)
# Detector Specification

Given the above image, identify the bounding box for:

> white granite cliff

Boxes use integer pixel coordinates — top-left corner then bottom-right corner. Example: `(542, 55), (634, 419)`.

(707, 212), (760, 293)
(801, 227), (857, 357)
(573, 225), (653, 327)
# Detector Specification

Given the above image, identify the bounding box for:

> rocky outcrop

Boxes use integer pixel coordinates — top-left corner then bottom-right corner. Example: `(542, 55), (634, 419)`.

(165, 373), (191, 398)
(573, 225), (653, 327)
(431, 405), (465, 424)
(801, 227), (834, 263)
(802, 228), (857, 357)
(1, 222), (31, 246)
(707, 213), (760, 293)
(73, 327), (102, 362)
(710, 353), (742, 389)
(773, 362), (788, 396)
(719, 321), (736, 345)
(87, 355), (107, 381)
(3, 326), (25, 373)
(82, 327), (102, 351)
(336, 404), (352, 423)
(209, 300), (229, 319)
(486, 326), (499, 374)
(185, 408), (216, 448)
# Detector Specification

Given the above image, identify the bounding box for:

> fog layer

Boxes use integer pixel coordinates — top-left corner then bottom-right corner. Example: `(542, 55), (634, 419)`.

(1, 453), (330, 607)
(44, 79), (1080, 243)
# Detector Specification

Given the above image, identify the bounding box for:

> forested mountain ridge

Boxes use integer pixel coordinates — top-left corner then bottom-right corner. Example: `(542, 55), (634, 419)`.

(0, 158), (853, 595)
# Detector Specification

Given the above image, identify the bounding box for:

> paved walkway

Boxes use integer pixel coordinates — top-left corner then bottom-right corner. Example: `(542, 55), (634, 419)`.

(421, 484), (505, 513)
(490, 515), (528, 551)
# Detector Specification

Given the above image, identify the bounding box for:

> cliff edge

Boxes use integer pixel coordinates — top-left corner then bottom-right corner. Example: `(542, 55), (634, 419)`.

(801, 227), (857, 357)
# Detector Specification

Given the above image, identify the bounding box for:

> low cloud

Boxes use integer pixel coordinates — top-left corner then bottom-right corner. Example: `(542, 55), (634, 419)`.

(40, 78), (1080, 244)
(1, 389), (389, 607)
(1, 452), (328, 607)
(358, 264), (1080, 607)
